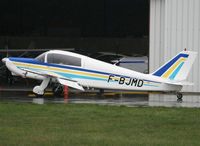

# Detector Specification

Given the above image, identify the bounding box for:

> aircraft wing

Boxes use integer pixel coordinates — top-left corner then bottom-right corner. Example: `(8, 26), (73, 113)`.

(57, 78), (84, 91)
(21, 68), (85, 91)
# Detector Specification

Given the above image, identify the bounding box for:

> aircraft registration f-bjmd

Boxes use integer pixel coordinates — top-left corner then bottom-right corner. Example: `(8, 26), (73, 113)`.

(2, 49), (197, 98)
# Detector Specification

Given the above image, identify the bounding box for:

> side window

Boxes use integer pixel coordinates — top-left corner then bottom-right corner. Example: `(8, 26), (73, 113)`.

(47, 53), (54, 63)
(47, 53), (81, 67)
(35, 53), (45, 62)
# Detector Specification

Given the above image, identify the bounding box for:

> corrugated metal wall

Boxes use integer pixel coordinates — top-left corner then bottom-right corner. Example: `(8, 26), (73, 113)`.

(150, 0), (200, 92)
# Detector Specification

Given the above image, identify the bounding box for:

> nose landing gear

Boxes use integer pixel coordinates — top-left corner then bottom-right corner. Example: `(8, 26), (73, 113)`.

(33, 77), (50, 95)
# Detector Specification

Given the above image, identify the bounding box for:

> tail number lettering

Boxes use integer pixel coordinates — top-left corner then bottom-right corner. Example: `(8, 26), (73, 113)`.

(107, 75), (143, 87)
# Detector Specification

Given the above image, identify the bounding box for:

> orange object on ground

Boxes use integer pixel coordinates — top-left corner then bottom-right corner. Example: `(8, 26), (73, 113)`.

(64, 85), (68, 98)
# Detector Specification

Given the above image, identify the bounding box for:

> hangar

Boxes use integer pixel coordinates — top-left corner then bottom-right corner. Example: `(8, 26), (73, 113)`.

(150, 0), (200, 93)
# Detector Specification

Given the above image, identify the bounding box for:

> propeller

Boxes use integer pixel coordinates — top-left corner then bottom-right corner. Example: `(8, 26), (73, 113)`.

(1, 39), (15, 85)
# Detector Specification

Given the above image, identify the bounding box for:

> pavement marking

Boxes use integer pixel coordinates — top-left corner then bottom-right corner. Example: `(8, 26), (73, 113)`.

(28, 91), (163, 97)
(28, 92), (54, 97)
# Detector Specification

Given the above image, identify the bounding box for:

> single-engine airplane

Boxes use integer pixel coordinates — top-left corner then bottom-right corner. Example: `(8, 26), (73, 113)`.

(2, 49), (197, 99)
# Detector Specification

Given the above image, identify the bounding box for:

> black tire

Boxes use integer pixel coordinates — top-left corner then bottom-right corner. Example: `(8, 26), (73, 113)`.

(34, 93), (44, 98)
(177, 93), (183, 99)
(53, 85), (63, 97)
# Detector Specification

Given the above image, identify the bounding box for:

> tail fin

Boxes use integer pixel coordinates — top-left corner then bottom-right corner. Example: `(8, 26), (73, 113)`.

(152, 51), (197, 81)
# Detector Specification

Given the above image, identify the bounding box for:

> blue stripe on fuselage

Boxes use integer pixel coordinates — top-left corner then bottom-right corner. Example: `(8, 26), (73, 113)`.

(18, 66), (108, 82)
(143, 79), (161, 84)
(10, 57), (111, 76)
(11, 57), (161, 86)
(10, 57), (141, 78)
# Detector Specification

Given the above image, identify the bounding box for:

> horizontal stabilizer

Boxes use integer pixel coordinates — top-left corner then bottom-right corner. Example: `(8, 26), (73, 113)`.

(166, 81), (194, 86)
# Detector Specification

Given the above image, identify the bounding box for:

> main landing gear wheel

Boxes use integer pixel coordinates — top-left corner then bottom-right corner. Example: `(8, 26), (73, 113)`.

(177, 93), (183, 100)
(52, 85), (64, 97)
(34, 93), (44, 98)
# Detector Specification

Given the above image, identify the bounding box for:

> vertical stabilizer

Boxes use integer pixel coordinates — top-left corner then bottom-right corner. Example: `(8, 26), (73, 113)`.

(152, 51), (197, 81)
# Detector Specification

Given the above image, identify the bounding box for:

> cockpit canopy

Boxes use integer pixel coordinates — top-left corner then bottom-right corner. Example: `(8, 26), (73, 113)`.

(35, 52), (82, 67)
(35, 52), (45, 62)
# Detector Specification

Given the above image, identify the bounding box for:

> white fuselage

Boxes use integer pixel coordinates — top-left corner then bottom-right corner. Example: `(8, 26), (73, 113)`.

(3, 50), (182, 92)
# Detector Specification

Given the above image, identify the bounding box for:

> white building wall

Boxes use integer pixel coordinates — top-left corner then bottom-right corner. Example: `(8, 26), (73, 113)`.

(150, 0), (200, 92)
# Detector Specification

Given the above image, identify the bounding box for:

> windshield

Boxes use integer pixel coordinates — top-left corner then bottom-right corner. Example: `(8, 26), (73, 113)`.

(35, 53), (46, 62)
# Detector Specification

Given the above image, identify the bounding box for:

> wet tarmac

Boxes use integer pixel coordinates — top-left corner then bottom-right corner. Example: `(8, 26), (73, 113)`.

(1, 91), (200, 107)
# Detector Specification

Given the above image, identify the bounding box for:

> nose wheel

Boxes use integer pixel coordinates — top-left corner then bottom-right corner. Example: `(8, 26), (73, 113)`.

(33, 77), (50, 95)
(177, 93), (183, 100)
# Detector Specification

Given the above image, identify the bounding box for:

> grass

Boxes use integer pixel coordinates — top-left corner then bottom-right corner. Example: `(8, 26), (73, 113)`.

(0, 103), (200, 145)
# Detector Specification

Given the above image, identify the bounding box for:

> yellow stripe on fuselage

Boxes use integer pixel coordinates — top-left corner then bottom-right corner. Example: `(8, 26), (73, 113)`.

(13, 62), (108, 79)
(162, 58), (186, 78)
(143, 81), (160, 86)
(13, 62), (161, 86)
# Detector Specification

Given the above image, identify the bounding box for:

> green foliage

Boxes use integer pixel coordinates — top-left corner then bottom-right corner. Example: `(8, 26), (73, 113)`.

(0, 102), (200, 145)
